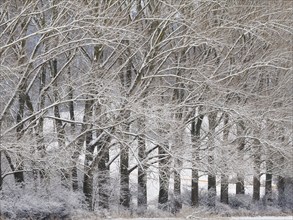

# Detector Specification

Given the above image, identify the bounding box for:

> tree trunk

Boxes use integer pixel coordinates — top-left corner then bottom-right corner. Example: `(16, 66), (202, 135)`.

(277, 175), (285, 207)
(67, 61), (77, 191)
(14, 83), (26, 184)
(120, 142), (130, 208)
(236, 176), (245, 195)
(253, 174), (261, 202)
(277, 155), (286, 208)
(191, 114), (203, 207)
(119, 53), (132, 209)
(171, 79), (184, 213)
(72, 162), (78, 191)
(236, 122), (245, 195)
(220, 175), (229, 204)
(13, 19), (30, 185)
(37, 66), (47, 182)
(137, 133), (147, 212)
(84, 164), (94, 210)
(119, 111), (131, 208)
(283, 177), (293, 209)
(221, 113), (229, 204)
(265, 159), (273, 202)
(97, 134), (110, 209)
(14, 116), (24, 183)
(207, 113), (217, 207)
(51, 59), (69, 188)
(253, 138), (261, 202)
(158, 144), (170, 210)
(82, 99), (94, 210)
(173, 159), (182, 213)
(119, 110), (131, 208)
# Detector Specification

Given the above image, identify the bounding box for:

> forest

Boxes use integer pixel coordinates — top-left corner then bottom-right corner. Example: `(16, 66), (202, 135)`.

(0, 0), (292, 219)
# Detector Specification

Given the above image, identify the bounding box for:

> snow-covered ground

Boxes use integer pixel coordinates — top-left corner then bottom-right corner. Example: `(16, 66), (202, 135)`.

(112, 217), (293, 220)
(232, 217), (293, 220)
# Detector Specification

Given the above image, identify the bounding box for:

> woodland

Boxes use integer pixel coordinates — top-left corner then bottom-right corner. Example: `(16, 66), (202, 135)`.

(0, 0), (292, 219)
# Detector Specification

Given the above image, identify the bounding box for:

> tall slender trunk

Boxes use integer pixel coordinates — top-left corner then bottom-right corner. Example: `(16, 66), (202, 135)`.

(13, 19), (30, 185)
(220, 175), (229, 204)
(207, 112), (217, 207)
(15, 89), (25, 184)
(97, 134), (110, 209)
(158, 144), (170, 210)
(68, 70), (78, 191)
(277, 156), (285, 208)
(220, 113), (229, 204)
(120, 136), (130, 208)
(173, 158), (182, 213)
(191, 114), (203, 207)
(277, 175), (285, 207)
(119, 107), (131, 208)
(236, 122), (245, 194)
(51, 59), (69, 187)
(252, 138), (261, 202)
(36, 63), (47, 185)
(71, 156), (78, 191)
(137, 130), (147, 212)
(172, 81), (184, 213)
(119, 114), (131, 208)
(82, 99), (94, 210)
(119, 53), (132, 209)
(265, 158), (273, 202)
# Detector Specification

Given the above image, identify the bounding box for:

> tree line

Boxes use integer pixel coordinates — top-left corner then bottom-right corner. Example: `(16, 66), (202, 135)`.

(0, 0), (292, 214)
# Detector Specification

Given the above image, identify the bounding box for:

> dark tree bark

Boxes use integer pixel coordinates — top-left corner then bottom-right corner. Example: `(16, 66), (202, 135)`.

(14, 89), (35, 184)
(14, 89), (25, 184)
(191, 114), (203, 207)
(236, 177), (245, 195)
(253, 174), (261, 201)
(35, 64), (47, 183)
(51, 59), (69, 187)
(208, 172), (216, 207)
(236, 122), (245, 195)
(67, 67), (78, 191)
(71, 161), (78, 191)
(172, 81), (184, 213)
(220, 113), (229, 204)
(173, 159), (182, 213)
(277, 175), (285, 207)
(277, 155), (286, 208)
(220, 175), (229, 204)
(137, 132), (147, 212)
(119, 104), (131, 208)
(265, 159), (273, 202)
(252, 138), (261, 202)
(97, 134), (110, 209)
(72, 98), (90, 193)
(158, 144), (170, 210)
(207, 112), (217, 207)
(12, 18), (31, 185)
(120, 140), (130, 208)
(82, 99), (94, 210)
(119, 53), (132, 209)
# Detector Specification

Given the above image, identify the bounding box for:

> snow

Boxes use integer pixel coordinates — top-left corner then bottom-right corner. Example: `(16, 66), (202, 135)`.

(112, 217), (293, 220)
(232, 217), (293, 220)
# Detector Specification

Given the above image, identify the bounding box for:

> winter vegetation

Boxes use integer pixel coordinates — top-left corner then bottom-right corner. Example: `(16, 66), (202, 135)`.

(0, 0), (292, 219)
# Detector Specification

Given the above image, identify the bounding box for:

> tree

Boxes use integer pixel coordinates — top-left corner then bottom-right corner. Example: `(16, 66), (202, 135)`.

(0, 0), (292, 217)
(191, 112), (204, 207)
(220, 113), (229, 204)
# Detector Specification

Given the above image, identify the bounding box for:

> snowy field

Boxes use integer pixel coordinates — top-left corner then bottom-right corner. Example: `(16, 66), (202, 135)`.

(112, 217), (293, 220)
